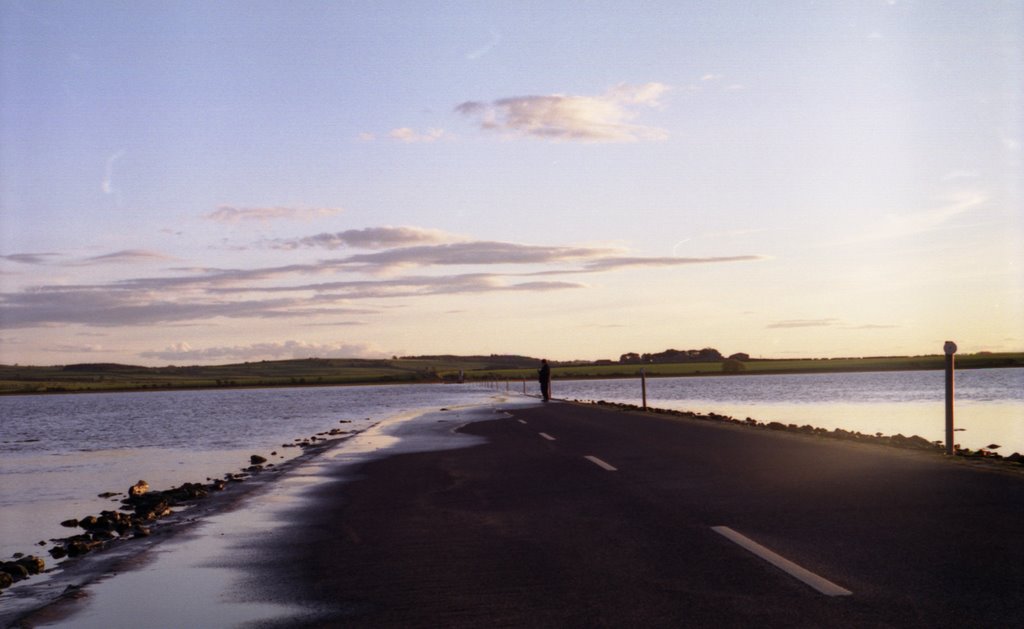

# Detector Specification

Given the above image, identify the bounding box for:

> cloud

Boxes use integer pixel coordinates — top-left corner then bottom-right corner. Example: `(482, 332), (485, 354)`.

(387, 127), (447, 143)
(1, 253), (60, 265)
(0, 231), (761, 330)
(766, 319), (898, 331)
(44, 343), (112, 354)
(77, 249), (176, 265)
(101, 149), (126, 201)
(874, 192), (985, 240)
(466, 28), (501, 60)
(139, 340), (385, 362)
(455, 83), (670, 142)
(269, 226), (458, 251)
(0, 288), (378, 328)
(826, 191), (989, 248)
(0, 271), (584, 329)
(216, 273), (586, 300)
(335, 241), (620, 272)
(767, 318), (840, 329)
(204, 205), (344, 223)
(580, 255), (765, 272)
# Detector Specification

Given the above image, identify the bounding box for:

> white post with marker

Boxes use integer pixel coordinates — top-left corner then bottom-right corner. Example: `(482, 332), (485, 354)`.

(944, 340), (957, 455)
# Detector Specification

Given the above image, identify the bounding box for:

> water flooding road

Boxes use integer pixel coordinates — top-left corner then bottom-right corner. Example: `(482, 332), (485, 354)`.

(552, 368), (1024, 453)
(249, 401), (1024, 627)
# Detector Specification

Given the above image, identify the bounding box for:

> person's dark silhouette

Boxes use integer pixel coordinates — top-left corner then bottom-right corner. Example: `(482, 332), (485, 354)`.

(538, 359), (551, 402)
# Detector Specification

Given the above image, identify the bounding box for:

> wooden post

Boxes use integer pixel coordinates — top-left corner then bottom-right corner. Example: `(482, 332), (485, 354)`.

(944, 341), (957, 455)
(641, 369), (648, 411)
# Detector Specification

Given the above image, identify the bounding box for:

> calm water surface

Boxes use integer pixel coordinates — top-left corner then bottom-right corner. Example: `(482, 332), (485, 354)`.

(554, 368), (1024, 454)
(0, 383), (497, 559)
(2, 370), (1021, 560)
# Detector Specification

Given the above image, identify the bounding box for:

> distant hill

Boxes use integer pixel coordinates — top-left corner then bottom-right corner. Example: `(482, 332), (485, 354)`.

(2, 351), (1021, 395)
(401, 354), (542, 369)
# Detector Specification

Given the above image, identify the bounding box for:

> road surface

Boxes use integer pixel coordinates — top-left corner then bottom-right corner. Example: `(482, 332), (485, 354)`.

(255, 401), (1024, 627)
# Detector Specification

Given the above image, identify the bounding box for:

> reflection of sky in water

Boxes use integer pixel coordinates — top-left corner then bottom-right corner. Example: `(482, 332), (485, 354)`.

(38, 490), (306, 629)
(659, 401), (1022, 453)
(0, 384), (498, 559)
(0, 383), (498, 454)
(6, 402), (508, 628)
(556, 369), (1024, 453)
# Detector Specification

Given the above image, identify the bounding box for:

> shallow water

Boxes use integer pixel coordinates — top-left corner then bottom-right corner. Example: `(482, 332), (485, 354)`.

(553, 368), (1024, 453)
(17, 402), (511, 629)
(2, 370), (1021, 562)
(0, 383), (497, 560)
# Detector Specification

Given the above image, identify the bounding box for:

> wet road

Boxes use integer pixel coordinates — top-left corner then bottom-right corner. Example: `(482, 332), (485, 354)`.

(259, 401), (1024, 627)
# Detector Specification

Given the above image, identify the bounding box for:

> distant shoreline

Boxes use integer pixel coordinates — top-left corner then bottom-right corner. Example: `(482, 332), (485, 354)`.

(2, 353), (1021, 396)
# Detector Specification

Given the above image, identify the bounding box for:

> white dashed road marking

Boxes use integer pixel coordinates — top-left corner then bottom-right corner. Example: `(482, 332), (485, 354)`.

(539, 432), (556, 441)
(583, 455), (618, 471)
(711, 526), (852, 597)
(517, 420), (528, 425)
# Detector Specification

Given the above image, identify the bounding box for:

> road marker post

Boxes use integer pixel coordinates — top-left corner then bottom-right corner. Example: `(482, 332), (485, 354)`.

(944, 341), (957, 455)
(641, 369), (648, 411)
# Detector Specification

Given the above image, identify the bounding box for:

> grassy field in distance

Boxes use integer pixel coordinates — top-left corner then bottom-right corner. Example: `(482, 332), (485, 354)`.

(453, 352), (1024, 382)
(1, 353), (1021, 395)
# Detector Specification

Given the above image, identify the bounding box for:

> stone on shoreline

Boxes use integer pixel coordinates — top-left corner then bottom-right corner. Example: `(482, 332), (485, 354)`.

(27, 421), (359, 590)
(16, 556), (45, 575)
(582, 400), (963, 457)
(0, 556), (44, 588)
(1, 563), (29, 582)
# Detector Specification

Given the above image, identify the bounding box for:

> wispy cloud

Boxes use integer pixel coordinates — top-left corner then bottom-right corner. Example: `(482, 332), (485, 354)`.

(0, 272), (584, 329)
(0, 288), (379, 328)
(466, 28), (501, 60)
(0, 231), (762, 329)
(874, 192), (985, 240)
(581, 255), (764, 272)
(336, 241), (621, 272)
(1, 253), (60, 265)
(76, 249), (177, 265)
(101, 149), (126, 205)
(204, 205), (345, 223)
(268, 226), (458, 251)
(456, 83), (670, 142)
(387, 127), (447, 143)
(766, 318), (898, 331)
(210, 273), (586, 300)
(358, 128), (449, 143)
(767, 318), (840, 329)
(44, 343), (112, 354)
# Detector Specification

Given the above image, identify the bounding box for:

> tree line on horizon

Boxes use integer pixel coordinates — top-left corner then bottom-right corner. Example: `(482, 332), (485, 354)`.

(618, 348), (749, 364)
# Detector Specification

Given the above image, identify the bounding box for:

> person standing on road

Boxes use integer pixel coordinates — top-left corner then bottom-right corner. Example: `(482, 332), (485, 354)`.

(538, 359), (551, 402)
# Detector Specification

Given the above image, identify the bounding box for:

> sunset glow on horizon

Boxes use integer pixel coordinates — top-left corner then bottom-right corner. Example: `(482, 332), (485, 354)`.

(1, 1), (1021, 366)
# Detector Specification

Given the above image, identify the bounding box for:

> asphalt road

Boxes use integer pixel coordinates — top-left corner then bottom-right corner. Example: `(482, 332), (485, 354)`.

(255, 401), (1024, 628)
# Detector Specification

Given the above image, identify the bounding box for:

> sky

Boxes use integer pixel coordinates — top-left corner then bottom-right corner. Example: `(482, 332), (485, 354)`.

(1, 0), (1021, 366)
